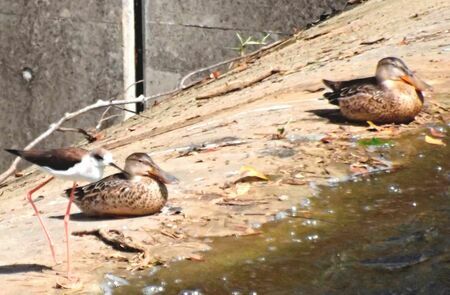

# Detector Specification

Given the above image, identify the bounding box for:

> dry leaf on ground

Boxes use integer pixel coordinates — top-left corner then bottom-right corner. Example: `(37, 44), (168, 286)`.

(429, 128), (446, 138)
(239, 166), (269, 180)
(425, 135), (446, 146)
(366, 121), (382, 131)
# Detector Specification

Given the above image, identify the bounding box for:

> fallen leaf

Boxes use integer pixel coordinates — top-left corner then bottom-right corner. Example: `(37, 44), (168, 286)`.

(425, 135), (446, 146)
(399, 37), (409, 45)
(366, 121), (382, 131)
(239, 166), (269, 181)
(429, 127), (446, 138)
(210, 71), (221, 79)
(320, 136), (333, 143)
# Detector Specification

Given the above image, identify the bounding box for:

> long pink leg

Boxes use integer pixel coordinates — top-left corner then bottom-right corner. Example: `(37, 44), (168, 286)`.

(64, 181), (77, 280)
(26, 176), (57, 265)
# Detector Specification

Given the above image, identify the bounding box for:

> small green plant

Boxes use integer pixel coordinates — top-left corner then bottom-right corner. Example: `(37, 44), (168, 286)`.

(231, 33), (271, 56)
(357, 137), (393, 147)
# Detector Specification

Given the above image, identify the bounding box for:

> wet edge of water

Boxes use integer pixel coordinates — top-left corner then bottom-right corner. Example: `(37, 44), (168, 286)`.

(111, 125), (450, 294)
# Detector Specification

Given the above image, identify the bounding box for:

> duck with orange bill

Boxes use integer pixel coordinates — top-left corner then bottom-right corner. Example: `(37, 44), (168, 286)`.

(322, 57), (431, 124)
(65, 152), (178, 217)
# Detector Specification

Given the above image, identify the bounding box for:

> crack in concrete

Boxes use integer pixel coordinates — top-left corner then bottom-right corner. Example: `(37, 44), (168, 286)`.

(148, 20), (290, 35)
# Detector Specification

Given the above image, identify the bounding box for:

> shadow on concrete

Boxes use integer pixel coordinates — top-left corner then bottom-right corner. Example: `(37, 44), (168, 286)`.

(49, 206), (181, 222)
(307, 108), (367, 126)
(48, 212), (128, 222)
(0, 263), (51, 274)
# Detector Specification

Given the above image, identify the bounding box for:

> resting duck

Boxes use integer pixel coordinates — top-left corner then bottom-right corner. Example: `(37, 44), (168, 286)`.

(65, 152), (178, 216)
(323, 57), (431, 124)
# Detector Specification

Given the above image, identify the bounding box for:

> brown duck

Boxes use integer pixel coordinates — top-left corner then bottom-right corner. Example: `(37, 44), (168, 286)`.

(65, 152), (178, 216)
(323, 57), (431, 124)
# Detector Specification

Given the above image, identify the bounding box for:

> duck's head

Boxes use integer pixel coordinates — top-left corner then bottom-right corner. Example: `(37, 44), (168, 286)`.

(124, 153), (179, 184)
(376, 57), (431, 91)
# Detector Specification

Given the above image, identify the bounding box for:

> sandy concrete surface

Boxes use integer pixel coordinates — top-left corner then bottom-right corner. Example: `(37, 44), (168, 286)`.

(0, 0), (449, 293)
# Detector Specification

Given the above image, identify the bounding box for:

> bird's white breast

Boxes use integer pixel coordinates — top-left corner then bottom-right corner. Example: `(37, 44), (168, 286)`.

(38, 155), (104, 182)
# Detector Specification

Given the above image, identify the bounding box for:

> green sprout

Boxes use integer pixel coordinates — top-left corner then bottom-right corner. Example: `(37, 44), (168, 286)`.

(357, 137), (393, 147)
(231, 33), (271, 56)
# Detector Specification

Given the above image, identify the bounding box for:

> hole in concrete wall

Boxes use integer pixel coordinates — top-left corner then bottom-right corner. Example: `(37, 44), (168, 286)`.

(134, 0), (144, 113)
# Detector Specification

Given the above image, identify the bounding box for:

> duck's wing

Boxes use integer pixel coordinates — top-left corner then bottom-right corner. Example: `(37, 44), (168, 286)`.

(335, 83), (390, 121)
(65, 173), (129, 201)
(322, 77), (378, 105)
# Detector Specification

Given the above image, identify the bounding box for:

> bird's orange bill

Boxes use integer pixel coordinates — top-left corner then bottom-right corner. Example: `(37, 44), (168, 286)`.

(109, 163), (128, 174)
(400, 74), (430, 91)
(147, 165), (179, 184)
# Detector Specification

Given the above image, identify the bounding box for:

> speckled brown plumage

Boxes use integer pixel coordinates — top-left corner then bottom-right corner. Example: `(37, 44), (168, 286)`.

(64, 153), (178, 217)
(323, 57), (430, 124)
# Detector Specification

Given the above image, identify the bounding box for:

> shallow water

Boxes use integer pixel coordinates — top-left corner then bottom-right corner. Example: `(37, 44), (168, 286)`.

(114, 126), (450, 295)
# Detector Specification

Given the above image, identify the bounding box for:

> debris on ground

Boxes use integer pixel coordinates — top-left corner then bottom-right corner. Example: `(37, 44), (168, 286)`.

(0, 0), (449, 293)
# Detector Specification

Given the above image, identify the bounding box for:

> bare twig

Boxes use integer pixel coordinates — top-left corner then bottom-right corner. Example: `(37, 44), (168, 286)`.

(96, 106), (113, 130)
(96, 114), (121, 130)
(72, 229), (145, 253)
(57, 127), (97, 142)
(0, 39), (287, 185)
(179, 55), (247, 89)
(179, 39), (285, 89)
(195, 68), (280, 100)
(112, 105), (152, 119)
(95, 79), (146, 130)
(0, 91), (175, 184)
(72, 228), (160, 269)
(95, 105), (151, 131)
(124, 79), (144, 95)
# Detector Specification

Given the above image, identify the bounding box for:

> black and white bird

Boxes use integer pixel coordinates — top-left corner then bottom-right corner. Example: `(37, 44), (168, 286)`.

(5, 147), (125, 279)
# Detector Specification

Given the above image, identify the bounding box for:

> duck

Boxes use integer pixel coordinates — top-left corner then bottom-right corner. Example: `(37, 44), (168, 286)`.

(65, 152), (178, 216)
(322, 57), (431, 124)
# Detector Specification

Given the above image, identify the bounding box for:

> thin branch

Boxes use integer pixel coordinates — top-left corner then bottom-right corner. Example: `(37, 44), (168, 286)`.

(96, 79), (147, 130)
(0, 39), (286, 185)
(57, 127), (97, 142)
(124, 79), (144, 96)
(0, 90), (175, 184)
(179, 39), (284, 89)
(97, 114), (121, 127)
(195, 68), (279, 100)
(112, 105), (152, 119)
(179, 55), (246, 89)
(96, 106), (113, 130)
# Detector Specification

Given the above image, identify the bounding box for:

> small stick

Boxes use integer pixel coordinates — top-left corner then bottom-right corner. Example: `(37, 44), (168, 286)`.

(57, 127), (96, 142)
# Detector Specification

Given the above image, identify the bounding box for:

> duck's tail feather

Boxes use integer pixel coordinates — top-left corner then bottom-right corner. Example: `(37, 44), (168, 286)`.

(322, 79), (341, 105)
(322, 79), (341, 92)
(64, 186), (84, 200)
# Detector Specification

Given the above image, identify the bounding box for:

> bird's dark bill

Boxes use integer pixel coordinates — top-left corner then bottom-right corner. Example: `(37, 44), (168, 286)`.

(148, 166), (179, 184)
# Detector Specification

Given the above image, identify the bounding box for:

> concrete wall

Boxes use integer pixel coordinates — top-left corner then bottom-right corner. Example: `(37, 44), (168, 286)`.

(143, 0), (348, 95)
(0, 0), (348, 172)
(0, 0), (126, 170)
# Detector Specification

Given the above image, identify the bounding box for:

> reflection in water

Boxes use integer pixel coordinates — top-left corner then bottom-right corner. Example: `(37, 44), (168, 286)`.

(116, 127), (449, 294)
